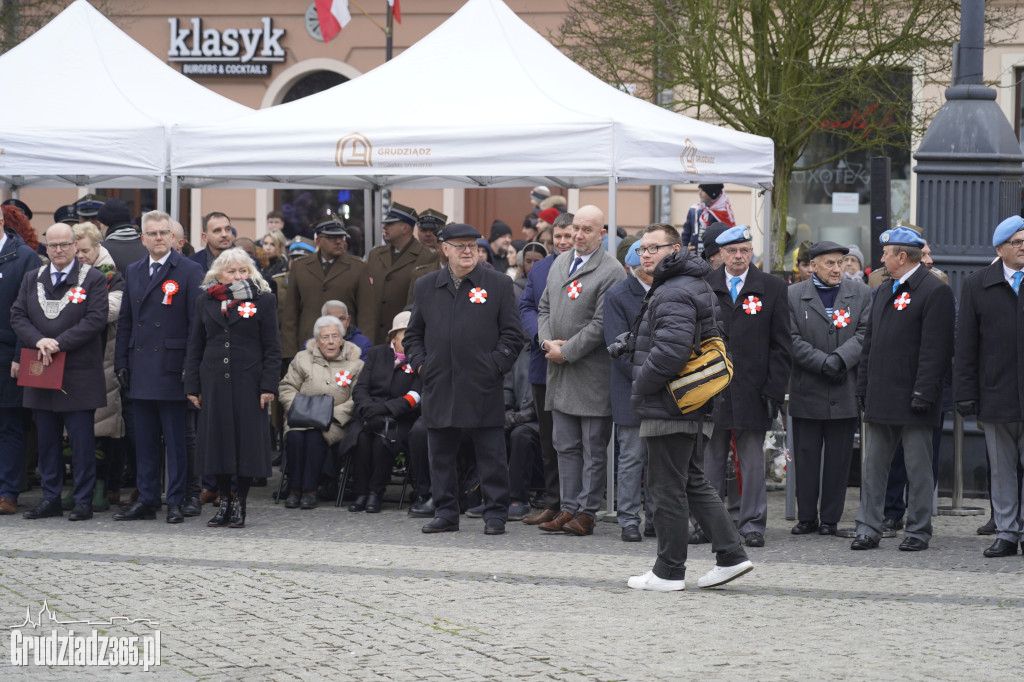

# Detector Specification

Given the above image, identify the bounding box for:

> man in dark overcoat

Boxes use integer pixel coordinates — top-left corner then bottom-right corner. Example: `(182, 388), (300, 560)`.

(188, 211), (236, 273)
(0, 210), (43, 515)
(360, 203), (439, 345)
(954, 215), (1024, 558)
(113, 210), (204, 524)
(281, 220), (366, 360)
(852, 226), (955, 551)
(405, 223), (525, 535)
(11, 223), (109, 521)
(704, 225), (792, 547)
(787, 241), (870, 536)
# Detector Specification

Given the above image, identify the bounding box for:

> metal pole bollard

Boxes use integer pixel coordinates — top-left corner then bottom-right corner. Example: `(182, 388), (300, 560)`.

(937, 412), (984, 516)
(784, 411), (795, 520)
(837, 408), (868, 537)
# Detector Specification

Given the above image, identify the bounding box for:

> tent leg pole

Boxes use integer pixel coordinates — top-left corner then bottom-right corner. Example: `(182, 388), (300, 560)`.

(157, 175), (167, 213)
(170, 176), (180, 223)
(364, 189), (373, 256)
(374, 190), (384, 251)
(602, 176), (618, 522)
(762, 188), (772, 271)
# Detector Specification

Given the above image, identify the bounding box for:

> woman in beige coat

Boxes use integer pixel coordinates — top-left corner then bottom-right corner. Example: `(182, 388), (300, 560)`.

(278, 315), (363, 509)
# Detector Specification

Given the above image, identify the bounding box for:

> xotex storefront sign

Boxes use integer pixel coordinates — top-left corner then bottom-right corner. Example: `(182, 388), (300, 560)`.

(168, 17), (285, 77)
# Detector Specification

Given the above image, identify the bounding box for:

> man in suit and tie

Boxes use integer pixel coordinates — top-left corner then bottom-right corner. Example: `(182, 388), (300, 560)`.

(113, 211), (204, 524)
(11, 223), (109, 521)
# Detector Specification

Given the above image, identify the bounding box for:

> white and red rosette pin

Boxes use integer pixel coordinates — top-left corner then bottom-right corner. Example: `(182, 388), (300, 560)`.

(161, 280), (179, 305)
(68, 287), (87, 304)
(567, 280), (583, 299)
(468, 287), (488, 304)
(742, 295), (761, 315)
(893, 293), (911, 311)
(335, 370), (353, 387)
(832, 309), (851, 328)
(237, 302), (258, 318)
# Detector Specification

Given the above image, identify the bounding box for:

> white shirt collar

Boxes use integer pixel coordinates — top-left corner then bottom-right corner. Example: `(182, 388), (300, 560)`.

(1002, 261), (1023, 287)
(573, 248), (596, 268)
(49, 262), (74, 277)
(149, 253), (170, 269)
(726, 267), (749, 290)
(897, 263), (921, 285)
(0, 232), (7, 254)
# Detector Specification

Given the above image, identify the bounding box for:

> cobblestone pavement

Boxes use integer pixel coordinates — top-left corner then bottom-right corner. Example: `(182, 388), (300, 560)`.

(1, 482), (1020, 681)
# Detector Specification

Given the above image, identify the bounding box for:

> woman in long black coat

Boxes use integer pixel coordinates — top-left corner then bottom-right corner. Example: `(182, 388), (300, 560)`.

(185, 248), (281, 528)
(341, 311), (422, 513)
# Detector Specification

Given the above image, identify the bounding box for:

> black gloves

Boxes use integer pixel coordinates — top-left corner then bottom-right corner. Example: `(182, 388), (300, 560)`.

(116, 368), (130, 392)
(504, 410), (521, 432)
(910, 397), (931, 414)
(820, 353), (846, 384)
(361, 403), (390, 420)
(955, 400), (978, 417)
(763, 396), (782, 422)
(365, 415), (386, 432)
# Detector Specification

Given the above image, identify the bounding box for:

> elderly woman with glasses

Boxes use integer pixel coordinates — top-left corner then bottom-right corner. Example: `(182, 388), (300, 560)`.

(277, 314), (363, 510)
(184, 247), (282, 528)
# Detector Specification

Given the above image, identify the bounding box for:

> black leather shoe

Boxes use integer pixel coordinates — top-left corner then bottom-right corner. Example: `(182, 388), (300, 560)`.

(621, 525), (642, 542)
(68, 503), (93, 521)
(688, 527), (710, 544)
(791, 520), (819, 535)
(899, 536), (928, 552)
(850, 534), (879, 550)
(166, 504), (184, 524)
(300, 493), (317, 510)
(113, 500), (157, 521)
(228, 498), (246, 528)
(977, 518), (996, 535)
(744, 531), (765, 547)
(23, 498), (63, 519)
(348, 495), (368, 512)
(422, 517), (459, 533)
(408, 496), (436, 518)
(644, 525), (656, 538)
(882, 516), (904, 532)
(182, 496), (202, 517)
(818, 522), (838, 536)
(365, 492), (381, 513)
(983, 538), (1018, 558)
(207, 500), (231, 527)
(284, 492), (301, 509)
(484, 518), (505, 535)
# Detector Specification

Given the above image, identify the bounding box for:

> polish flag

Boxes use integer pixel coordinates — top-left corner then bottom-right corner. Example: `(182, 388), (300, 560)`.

(316, 0), (352, 42)
(388, 0), (401, 23)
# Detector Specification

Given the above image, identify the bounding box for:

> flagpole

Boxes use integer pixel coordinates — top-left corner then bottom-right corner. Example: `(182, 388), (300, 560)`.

(348, 0), (386, 33)
(385, 0), (394, 61)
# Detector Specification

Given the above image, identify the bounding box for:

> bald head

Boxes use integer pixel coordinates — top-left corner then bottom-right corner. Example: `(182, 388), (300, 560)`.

(44, 223), (77, 268)
(571, 205), (606, 257)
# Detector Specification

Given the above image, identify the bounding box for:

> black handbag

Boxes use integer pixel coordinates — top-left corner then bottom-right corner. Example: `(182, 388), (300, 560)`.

(287, 393), (334, 431)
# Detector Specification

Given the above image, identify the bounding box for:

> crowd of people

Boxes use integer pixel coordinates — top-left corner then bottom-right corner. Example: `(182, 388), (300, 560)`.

(1, 186), (1023, 590)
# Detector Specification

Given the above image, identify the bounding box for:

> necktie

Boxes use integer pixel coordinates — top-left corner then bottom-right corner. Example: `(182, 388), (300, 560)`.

(150, 262), (159, 279)
(892, 279), (900, 294)
(569, 256), (583, 276)
(53, 271), (65, 287)
(1013, 271), (1023, 295)
(729, 276), (742, 302)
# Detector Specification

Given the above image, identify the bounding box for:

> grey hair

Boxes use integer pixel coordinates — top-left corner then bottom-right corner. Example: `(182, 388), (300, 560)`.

(313, 315), (346, 339)
(141, 210), (171, 229)
(630, 265), (642, 278)
(320, 300), (348, 317)
(202, 247), (271, 293)
(891, 245), (923, 263)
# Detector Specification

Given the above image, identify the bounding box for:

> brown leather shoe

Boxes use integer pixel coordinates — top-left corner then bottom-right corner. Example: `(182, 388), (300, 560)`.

(564, 513), (596, 536)
(523, 508), (559, 525)
(0, 497), (16, 515)
(106, 491), (121, 507)
(538, 510), (575, 532)
(199, 489), (219, 505)
(118, 489), (139, 508)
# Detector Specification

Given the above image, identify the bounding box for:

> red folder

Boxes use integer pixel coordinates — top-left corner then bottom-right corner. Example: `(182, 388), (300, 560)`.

(17, 348), (65, 389)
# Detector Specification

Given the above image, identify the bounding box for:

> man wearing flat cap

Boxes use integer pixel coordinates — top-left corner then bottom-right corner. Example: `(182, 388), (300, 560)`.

(955, 215), (1024, 557)
(415, 208), (447, 254)
(787, 241), (870, 536)
(851, 226), (954, 551)
(701, 225), (791, 548)
(281, 219), (366, 361)
(404, 223), (525, 536)
(361, 202), (438, 345)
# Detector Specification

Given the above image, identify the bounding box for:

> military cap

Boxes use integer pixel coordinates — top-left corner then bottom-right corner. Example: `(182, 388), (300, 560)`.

(314, 219), (349, 238)
(531, 185), (551, 203)
(808, 241), (849, 260)
(992, 215), (1024, 247)
(1, 198), (32, 220)
(715, 224), (752, 246)
(417, 208), (447, 231)
(53, 204), (78, 225)
(288, 236), (316, 255)
(382, 202), (418, 227)
(879, 226), (925, 248)
(439, 223), (482, 242)
(73, 193), (106, 217)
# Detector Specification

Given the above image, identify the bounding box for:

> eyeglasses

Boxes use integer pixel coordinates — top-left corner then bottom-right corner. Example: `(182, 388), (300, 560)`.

(45, 242), (75, 251)
(722, 246), (753, 256)
(143, 230), (172, 238)
(634, 244), (674, 256)
(445, 243), (477, 252)
(1006, 238), (1024, 248)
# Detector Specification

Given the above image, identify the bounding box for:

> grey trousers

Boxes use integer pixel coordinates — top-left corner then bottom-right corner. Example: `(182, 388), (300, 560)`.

(855, 423), (933, 542)
(646, 431), (747, 580)
(705, 428), (767, 535)
(615, 424), (655, 529)
(984, 422), (1024, 543)
(552, 411), (611, 518)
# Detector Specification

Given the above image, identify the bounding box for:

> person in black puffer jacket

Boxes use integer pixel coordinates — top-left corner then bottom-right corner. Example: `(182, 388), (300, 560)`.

(625, 223), (752, 593)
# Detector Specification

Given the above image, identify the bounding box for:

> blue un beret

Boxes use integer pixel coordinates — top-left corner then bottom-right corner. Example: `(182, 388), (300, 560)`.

(624, 244), (641, 267)
(715, 224), (752, 246)
(879, 226), (925, 248)
(992, 215), (1024, 247)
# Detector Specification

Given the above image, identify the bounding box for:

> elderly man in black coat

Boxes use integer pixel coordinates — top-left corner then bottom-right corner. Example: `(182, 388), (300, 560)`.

(703, 226), (792, 548)
(955, 216), (1024, 558)
(852, 227), (955, 551)
(11, 223), (109, 521)
(405, 223), (525, 535)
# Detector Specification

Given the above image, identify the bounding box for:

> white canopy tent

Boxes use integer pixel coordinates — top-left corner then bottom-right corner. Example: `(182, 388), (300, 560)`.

(170, 0), (774, 191)
(0, 0), (251, 194)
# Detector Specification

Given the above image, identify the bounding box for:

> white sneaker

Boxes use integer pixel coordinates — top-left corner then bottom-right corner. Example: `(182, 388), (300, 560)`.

(696, 560), (754, 588)
(627, 570), (685, 592)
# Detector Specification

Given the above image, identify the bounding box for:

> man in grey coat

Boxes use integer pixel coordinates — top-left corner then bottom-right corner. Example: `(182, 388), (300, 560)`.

(537, 205), (625, 536)
(787, 241), (870, 536)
